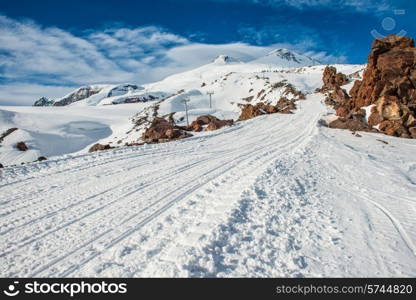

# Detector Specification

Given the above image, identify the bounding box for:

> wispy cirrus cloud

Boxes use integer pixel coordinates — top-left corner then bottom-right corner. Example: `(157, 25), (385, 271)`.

(0, 14), (345, 105)
(209, 0), (392, 12)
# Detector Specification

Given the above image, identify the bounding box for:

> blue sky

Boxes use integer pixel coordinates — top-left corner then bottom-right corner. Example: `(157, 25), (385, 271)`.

(0, 0), (415, 105)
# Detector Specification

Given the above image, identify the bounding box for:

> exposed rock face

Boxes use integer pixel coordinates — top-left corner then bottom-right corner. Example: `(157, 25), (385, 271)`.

(88, 143), (113, 153)
(0, 163), (3, 168)
(54, 86), (102, 106)
(107, 84), (140, 97)
(16, 142), (28, 151)
(33, 97), (54, 107)
(339, 34), (416, 138)
(0, 128), (18, 144)
(141, 117), (192, 143)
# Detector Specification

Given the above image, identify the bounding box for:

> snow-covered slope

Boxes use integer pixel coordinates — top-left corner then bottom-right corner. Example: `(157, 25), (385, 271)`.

(0, 105), (144, 165)
(1, 63), (363, 166)
(1, 93), (415, 277)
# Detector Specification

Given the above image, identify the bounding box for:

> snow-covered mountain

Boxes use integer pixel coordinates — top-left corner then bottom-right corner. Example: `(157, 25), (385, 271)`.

(251, 48), (320, 67)
(1, 46), (416, 278)
(31, 50), (320, 108)
(212, 54), (241, 65)
(1, 62), (362, 166)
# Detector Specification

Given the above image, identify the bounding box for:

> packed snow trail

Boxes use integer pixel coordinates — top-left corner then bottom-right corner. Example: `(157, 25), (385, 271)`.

(1, 95), (416, 277)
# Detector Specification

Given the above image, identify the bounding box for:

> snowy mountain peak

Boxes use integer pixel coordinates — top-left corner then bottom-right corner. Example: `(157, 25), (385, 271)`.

(252, 48), (320, 67)
(266, 48), (300, 62)
(33, 97), (54, 107)
(212, 55), (240, 65)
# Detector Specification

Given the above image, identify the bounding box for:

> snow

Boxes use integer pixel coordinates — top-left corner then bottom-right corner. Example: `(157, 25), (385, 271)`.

(1, 54), (415, 277)
(0, 104), (144, 165)
(1, 94), (415, 277)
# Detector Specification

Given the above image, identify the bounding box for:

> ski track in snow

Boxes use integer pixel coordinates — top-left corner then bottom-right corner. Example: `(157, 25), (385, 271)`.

(1, 95), (416, 277)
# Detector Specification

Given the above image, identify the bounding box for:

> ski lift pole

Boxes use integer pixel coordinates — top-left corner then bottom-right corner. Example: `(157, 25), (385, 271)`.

(207, 91), (214, 109)
(182, 97), (190, 127)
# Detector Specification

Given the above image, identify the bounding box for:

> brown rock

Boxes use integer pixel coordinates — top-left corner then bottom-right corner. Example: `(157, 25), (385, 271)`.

(321, 66), (349, 91)
(336, 106), (350, 118)
(326, 34), (416, 138)
(409, 127), (416, 138)
(16, 142), (28, 151)
(188, 120), (203, 132)
(329, 118), (372, 132)
(238, 104), (265, 121)
(205, 119), (233, 131)
(37, 156), (47, 161)
(195, 115), (218, 125)
(368, 111), (383, 127)
(378, 120), (406, 137)
(141, 117), (192, 143)
(89, 143), (113, 152)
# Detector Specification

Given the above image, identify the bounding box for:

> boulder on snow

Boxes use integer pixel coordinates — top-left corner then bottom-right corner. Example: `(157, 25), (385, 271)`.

(238, 98), (297, 121)
(185, 115), (233, 132)
(15, 142), (29, 151)
(141, 117), (192, 143)
(0, 163), (3, 168)
(205, 119), (234, 131)
(37, 156), (48, 161)
(88, 143), (113, 153)
(328, 118), (373, 132)
(238, 103), (276, 121)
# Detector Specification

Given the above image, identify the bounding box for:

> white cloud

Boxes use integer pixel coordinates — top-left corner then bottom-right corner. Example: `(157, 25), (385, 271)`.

(0, 15), (345, 105)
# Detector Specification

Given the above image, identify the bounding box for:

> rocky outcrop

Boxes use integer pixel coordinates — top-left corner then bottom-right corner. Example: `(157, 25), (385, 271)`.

(54, 86), (102, 106)
(336, 34), (416, 138)
(318, 66), (352, 118)
(239, 103), (275, 121)
(37, 156), (48, 161)
(276, 97), (297, 114)
(107, 84), (140, 97)
(238, 98), (297, 121)
(33, 97), (54, 107)
(321, 66), (349, 91)
(141, 117), (192, 143)
(88, 143), (113, 153)
(0, 163), (3, 168)
(0, 128), (18, 144)
(16, 142), (28, 151)
(186, 115), (233, 132)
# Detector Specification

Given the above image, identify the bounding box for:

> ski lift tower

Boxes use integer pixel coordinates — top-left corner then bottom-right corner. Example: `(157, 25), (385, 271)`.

(181, 97), (190, 127)
(207, 91), (214, 109)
